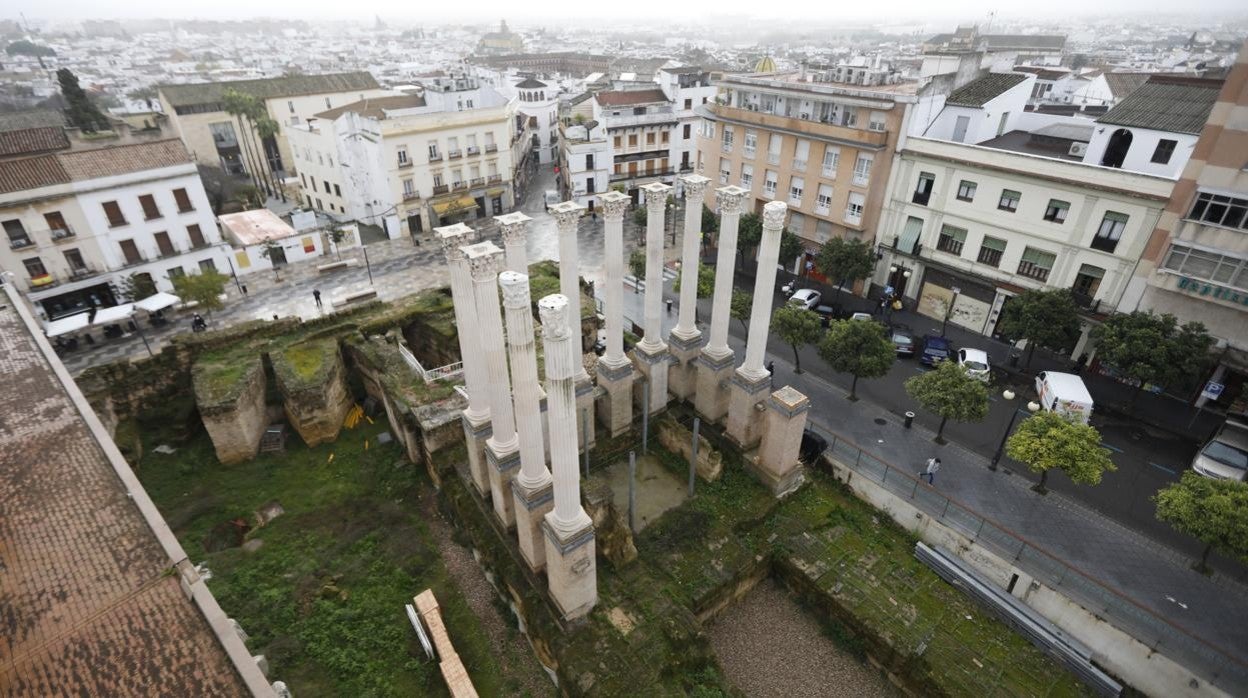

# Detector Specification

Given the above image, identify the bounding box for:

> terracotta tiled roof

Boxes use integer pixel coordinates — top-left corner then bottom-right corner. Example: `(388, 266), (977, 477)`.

(0, 302), (252, 695)
(595, 89), (668, 107)
(0, 139), (192, 195)
(159, 71), (380, 108)
(0, 126), (70, 157)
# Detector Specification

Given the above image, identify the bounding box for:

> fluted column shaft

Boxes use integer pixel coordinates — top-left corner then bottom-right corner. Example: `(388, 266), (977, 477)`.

(501, 271), (551, 490)
(674, 176), (709, 338)
(467, 243), (519, 453)
(640, 183), (671, 351)
(742, 201), (788, 378)
(540, 294), (591, 532)
(600, 193), (629, 365)
(707, 187), (746, 357)
(496, 212), (533, 274)
(438, 226), (489, 422)
(550, 202), (590, 381)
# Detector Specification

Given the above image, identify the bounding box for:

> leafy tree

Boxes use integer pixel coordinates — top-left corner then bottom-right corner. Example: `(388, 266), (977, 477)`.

(701, 204), (719, 237)
(1091, 311), (1214, 407)
(1006, 410), (1116, 494)
(628, 249), (646, 281)
(118, 273), (157, 301)
(259, 240), (286, 281)
(819, 319), (895, 399)
(730, 289), (751, 331)
(905, 359), (989, 443)
(995, 288), (1081, 368)
(632, 205), (648, 228)
(771, 305), (822, 373)
(222, 88), (281, 201)
(328, 227), (349, 260)
(56, 69), (110, 133)
(815, 238), (876, 306)
(1155, 472), (1248, 572)
(171, 270), (228, 316)
(673, 261), (714, 324)
(778, 230), (804, 272)
(5, 40), (56, 57)
(736, 212), (762, 267)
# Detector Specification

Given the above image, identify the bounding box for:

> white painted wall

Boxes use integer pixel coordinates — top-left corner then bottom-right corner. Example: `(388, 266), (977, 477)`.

(1083, 124), (1198, 178)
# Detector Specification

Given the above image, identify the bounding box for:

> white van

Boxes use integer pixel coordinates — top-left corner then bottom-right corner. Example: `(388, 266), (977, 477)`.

(1034, 371), (1094, 424)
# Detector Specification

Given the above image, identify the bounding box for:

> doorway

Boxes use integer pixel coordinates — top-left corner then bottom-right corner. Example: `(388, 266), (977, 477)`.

(1100, 129), (1133, 168)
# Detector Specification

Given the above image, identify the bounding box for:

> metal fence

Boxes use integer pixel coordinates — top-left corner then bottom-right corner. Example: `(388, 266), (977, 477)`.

(823, 431), (1248, 695)
(397, 341), (463, 384)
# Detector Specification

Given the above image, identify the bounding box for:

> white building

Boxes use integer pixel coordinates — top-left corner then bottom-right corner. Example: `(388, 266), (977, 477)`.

(285, 75), (518, 238)
(1, 136), (231, 320)
(874, 72), (1220, 356)
(558, 119), (611, 210)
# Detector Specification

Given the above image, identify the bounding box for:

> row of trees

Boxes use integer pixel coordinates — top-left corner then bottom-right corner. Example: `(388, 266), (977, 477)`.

(221, 88), (285, 205)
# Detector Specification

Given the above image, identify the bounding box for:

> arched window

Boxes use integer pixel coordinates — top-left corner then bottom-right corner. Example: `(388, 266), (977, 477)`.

(1100, 129), (1133, 169)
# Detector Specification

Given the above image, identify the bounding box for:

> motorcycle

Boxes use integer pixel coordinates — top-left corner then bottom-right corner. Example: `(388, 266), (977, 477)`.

(191, 314), (208, 333)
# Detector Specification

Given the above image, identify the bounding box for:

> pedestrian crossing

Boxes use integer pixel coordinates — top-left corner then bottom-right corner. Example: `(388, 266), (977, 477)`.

(625, 267), (678, 292)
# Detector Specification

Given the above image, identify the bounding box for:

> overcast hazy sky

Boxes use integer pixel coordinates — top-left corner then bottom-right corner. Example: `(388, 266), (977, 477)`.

(8, 0), (1246, 23)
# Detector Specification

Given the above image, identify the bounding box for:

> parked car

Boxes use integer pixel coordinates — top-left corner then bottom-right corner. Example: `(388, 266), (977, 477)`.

(957, 348), (992, 381)
(849, 312), (873, 322)
(799, 428), (828, 465)
(813, 304), (838, 327)
(919, 335), (952, 366)
(1192, 419), (1248, 481)
(890, 329), (916, 357)
(544, 190), (560, 210)
(788, 289), (822, 310)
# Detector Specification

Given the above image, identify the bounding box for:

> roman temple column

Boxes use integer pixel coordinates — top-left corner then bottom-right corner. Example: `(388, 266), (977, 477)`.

(668, 174), (710, 401)
(437, 223), (491, 497)
(727, 200), (788, 449)
(495, 211), (533, 273)
(549, 200), (596, 447)
(539, 294), (597, 620)
(633, 181), (672, 415)
(501, 270), (555, 572)
(694, 185), (748, 423)
(594, 191), (635, 436)
(464, 241), (521, 528)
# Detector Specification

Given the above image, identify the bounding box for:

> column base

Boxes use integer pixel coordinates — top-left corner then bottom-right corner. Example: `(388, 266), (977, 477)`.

(486, 443), (521, 529)
(542, 516), (597, 621)
(632, 343), (671, 416)
(512, 478), (555, 573)
(462, 413), (493, 498)
(596, 358), (635, 437)
(667, 329), (705, 403)
(694, 349), (735, 424)
(575, 377), (597, 450)
(726, 369), (772, 450)
(753, 387), (811, 497)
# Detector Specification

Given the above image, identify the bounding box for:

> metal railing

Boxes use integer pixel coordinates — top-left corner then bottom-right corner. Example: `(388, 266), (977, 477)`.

(397, 342), (464, 384)
(822, 429), (1248, 695)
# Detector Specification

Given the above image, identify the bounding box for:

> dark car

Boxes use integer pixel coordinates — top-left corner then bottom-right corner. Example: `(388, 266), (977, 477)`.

(919, 335), (952, 366)
(891, 329), (916, 357)
(813, 304), (837, 327)
(799, 428), (828, 465)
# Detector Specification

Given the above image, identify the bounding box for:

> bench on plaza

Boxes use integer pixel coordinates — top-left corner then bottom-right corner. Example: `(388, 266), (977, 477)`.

(317, 260), (357, 273)
(333, 289), (378, 307)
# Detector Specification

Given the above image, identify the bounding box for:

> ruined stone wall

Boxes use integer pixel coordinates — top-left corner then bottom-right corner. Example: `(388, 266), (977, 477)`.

(272, 341), (354, 448)
(194, 359), (268, 465)
(657, 418), (722, 482)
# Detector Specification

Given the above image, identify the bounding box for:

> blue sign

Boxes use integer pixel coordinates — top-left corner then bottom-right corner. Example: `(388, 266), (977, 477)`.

(1201, 381), (1225, 401)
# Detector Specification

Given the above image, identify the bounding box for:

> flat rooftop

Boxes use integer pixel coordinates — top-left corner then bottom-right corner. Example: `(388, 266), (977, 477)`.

(219, 208), (300, 246)
(0, 290), (259, 695)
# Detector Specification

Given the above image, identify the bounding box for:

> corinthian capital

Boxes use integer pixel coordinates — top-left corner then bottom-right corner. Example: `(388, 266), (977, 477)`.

(538, 294), (570, 340)
(680, 174), (711, 202)
(549, 201), (584, 230)
(494, 212), (532, 246)
(498, 270), (531, 309)
(641, 181), (672, 208)
(599, 191), (629, 220)
(463, 241), (504, 281)
(435, 222), (475, 261)
(762, 200), (789, 230)
(717, 185), (748, 215)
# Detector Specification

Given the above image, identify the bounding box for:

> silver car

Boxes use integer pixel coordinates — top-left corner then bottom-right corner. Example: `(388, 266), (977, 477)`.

(1192, 419), (1248, 481)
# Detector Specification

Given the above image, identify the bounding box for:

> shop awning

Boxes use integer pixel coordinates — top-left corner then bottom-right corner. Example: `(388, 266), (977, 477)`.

(135, 292), (181, 312)
(432, 195), (477, 216)
(91, 303), (135, 327)
(45, 312), (91, 338)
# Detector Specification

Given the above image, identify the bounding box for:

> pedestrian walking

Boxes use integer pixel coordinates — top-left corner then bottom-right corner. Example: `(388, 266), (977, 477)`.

(240, 283), (248, 296)
(921, 457), (941, 485)
(766, 360), (775, 387)
(313, 289), (323, 310)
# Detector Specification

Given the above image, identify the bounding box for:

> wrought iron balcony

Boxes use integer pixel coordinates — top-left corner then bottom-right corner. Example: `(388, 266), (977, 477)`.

(8, 236), (34, 250)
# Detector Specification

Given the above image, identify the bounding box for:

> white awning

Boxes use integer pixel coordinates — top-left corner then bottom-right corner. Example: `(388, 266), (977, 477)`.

(91, 303), (135, 326)
(135, 292), (181, 312)
(45, 312), (91, 338)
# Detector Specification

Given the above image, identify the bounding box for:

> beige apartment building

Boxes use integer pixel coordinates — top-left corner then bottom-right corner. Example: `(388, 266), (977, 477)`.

(158, 72), (388, 180)
(696, 68), (918, 274)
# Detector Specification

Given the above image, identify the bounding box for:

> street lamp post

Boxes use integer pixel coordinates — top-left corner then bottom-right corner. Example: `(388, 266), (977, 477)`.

(990, 389), (1040, 471)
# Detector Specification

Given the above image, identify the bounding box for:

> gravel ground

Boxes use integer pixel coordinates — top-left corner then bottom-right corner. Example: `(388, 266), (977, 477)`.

(418, 489), (555, 697)
(708, 579), (896, 698)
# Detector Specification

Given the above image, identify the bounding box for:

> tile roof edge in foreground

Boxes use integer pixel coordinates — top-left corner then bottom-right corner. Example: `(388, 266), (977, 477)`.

(1, 283), (276, 698)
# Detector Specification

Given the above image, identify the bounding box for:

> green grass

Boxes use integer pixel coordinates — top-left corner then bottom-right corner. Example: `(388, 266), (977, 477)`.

(137, 420), (506, 697)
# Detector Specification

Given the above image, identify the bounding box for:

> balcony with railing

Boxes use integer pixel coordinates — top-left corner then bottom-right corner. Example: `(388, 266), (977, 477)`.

(744, 146), (756, 158)
(487, 174), (502, 184)
(976, 247), (1003, 268)
(708, 104), (891, 148)
(403, 189), (420, 201)
(1016, 261), (1051, 282)
(470, 177), (485, 187)
(397, 158), (413, 169)
(721, 139), (734, 153)
(815, 202), (830, 216)
(68, 265), (102, 281)
(936, 235), (964, 256)
(1071, 290), (1101, 312)
(8, 236), (34, 250)
(28, 272), (58, 289)
(608, 168), (677, 183)
(767, 152), (780, 165)
(484, 143), (498, 153)
(792, 159), (807, 172)
(451, 181), (468, 192)
(49, 226), (76, 242)
(448, 149), (463, 160)
(762, 184), (776, 199)
(432, 184), (449, 195)
(603, 107), (677, 130)
(466, 146), (480, 156)
(428, 152), (443, 163)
